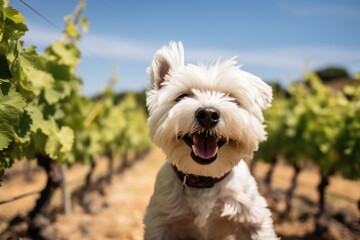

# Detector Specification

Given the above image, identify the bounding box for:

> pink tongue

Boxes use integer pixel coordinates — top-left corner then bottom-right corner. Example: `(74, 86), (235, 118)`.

(193, 133), (218, 159)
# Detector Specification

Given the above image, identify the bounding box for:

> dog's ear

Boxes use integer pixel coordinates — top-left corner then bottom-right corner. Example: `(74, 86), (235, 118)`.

(243, 74), (273, 122)
(148, 41), (184, 90)
(251, 76), (273, 111)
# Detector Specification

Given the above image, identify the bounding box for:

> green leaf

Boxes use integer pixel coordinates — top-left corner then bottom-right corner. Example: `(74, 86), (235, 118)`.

(4, 6), (26, 24)
(80, 17), (89, 32)
(27, 68), (54, 96)
(45, 125), (74, 161)
(0, 124), (12, 150)
(64, 23), (78, 38)
(0, 83), (26, 120)
(45, 61), (71, 80)
(63, 15), (72, 24)
(13, 109), (31, 143)
(44, 81), (71, 104)
(49, 41), (79, 67)
(1, 0), (5, 9)
(9, 45), (43, 93)
(0, 83), (26, 150)
(19, 46), (42, 71)
(2, 6), (28, 40)
(25, 101), (48, 134)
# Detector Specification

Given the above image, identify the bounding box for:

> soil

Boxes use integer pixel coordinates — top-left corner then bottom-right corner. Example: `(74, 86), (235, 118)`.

(0, 148), (359, 240)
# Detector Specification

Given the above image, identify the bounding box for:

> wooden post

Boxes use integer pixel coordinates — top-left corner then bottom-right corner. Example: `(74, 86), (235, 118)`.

(60, 164), (71, 215)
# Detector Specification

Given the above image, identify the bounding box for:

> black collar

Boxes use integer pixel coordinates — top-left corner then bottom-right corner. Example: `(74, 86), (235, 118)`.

(172, 164), (230, 188)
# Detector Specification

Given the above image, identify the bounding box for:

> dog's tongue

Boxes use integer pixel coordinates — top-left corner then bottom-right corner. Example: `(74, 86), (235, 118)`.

(192, 133), (218, 159)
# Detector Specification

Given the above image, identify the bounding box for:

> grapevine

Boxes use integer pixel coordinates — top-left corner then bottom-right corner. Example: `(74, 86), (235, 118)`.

(0, 1), (151, 238)
(257, 72), (360, 232)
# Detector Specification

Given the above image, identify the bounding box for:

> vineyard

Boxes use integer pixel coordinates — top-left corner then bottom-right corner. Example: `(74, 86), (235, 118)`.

(1, 0), (360, 240)
(254, 73), (360, 238)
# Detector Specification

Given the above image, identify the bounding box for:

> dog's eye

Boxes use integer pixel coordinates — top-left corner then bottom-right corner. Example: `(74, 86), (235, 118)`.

(227, 94), (240, 106)
(175, 93), (190, 102)
(231, 99), (240, 106)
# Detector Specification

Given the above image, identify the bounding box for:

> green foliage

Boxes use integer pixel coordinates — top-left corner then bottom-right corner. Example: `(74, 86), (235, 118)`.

(0, 0), (151, 182)
(0, 1), (30, 179)
(63, 0), (88, 41)
(258, 73), (360, 180)
(256, 94), (287, 162)
(0, 83), (26, 150)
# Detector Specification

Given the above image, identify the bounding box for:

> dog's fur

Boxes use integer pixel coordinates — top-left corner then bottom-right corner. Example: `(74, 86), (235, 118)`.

(144, 42), (278, 240)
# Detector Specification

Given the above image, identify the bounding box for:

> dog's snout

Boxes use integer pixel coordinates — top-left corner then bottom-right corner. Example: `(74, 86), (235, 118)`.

(195, 107), (220, 129)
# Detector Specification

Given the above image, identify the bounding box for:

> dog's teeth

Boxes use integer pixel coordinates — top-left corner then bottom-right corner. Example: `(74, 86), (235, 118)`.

(192, 145), (199, 156)
(193, 135), (197, 144)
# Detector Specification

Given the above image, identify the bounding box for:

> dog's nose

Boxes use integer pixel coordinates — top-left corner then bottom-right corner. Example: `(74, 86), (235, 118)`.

(195, 107), (220, 129)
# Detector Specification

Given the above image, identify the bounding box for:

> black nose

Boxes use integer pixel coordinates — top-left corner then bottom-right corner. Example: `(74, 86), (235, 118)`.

(195, 107), (220, 129)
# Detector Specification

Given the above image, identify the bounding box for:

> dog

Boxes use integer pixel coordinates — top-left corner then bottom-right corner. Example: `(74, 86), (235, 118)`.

(143, 42), (278, 240)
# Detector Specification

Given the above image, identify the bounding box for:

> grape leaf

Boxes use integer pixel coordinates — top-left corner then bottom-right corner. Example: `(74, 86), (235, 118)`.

(44, 80), (72, 104)
(45, 125), (74, 161)
(25, 101), (49, 134)
(48, 41), (80, 68)
(3, 6), (26, 24)
(27, 68), (54, 96)
(0, 86), (25, 115)
(0, 84), (26, 150)
(2, 6), (28, 40)
(64, 23), (78, 39)
(80, 17), (89, 32)
(0, 124), (12, 150)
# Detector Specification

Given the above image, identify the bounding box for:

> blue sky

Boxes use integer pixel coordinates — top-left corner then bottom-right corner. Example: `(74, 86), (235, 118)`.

(10, 0), (360, 96)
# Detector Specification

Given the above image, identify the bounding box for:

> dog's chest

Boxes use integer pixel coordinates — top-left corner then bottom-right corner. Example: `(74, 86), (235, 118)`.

(173, 189), (251, 240)
(174, 187), (237, 239)
(184, 187), (221, 219)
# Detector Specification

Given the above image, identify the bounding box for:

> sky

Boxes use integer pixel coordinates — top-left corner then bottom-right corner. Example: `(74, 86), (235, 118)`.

(10, 0), (360, 96)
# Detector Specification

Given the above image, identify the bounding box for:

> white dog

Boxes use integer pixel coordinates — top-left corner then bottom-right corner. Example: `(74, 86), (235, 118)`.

(144, 42), (278, 240)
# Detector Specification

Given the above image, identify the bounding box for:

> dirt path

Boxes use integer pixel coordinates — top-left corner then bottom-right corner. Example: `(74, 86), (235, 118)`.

(48, 148), (165, 240)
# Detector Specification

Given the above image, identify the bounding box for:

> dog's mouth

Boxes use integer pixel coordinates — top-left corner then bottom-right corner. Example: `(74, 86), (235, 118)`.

(181, 132), (226, 165)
